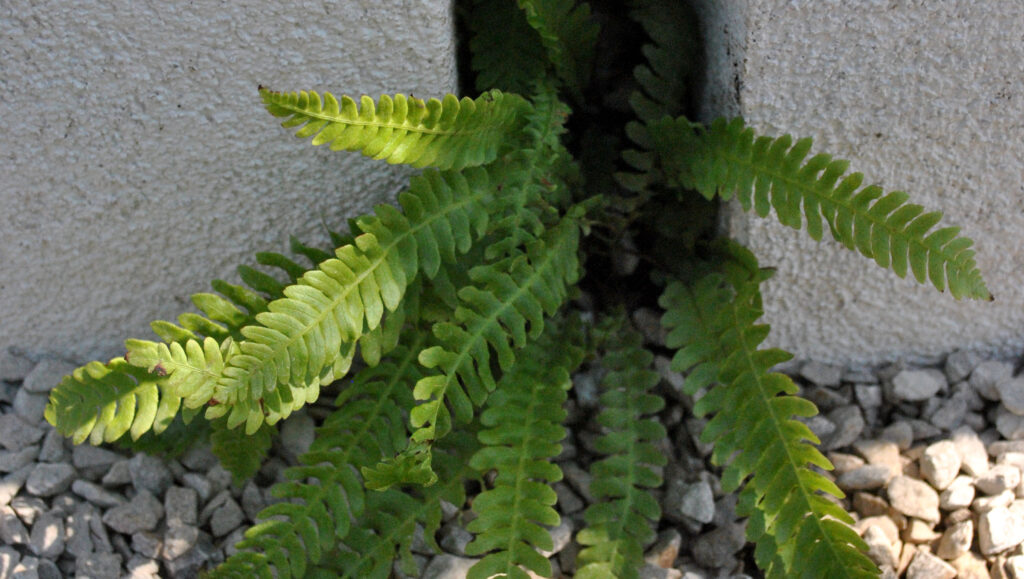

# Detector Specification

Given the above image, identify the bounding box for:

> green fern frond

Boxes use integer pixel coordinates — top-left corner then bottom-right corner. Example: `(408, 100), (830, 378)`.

(211, 420), (274, 485)
(467, 0), (549, 94)
(464, 325), (584, 579)
(652, 116), (990, 300)
(44, 358), (187, 445)
(516, 0), (599, 96)
(261, 88), (528, 170)
(627, 0), (700, 123)
(658, 242), (878, 579)
(212, 337), (425, 578)
(575, 318), (666, 579)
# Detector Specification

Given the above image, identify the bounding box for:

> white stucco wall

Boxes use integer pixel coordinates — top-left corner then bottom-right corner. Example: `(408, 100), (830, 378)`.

(1, 1), (456, 363)
(695, 1), (1024, 366)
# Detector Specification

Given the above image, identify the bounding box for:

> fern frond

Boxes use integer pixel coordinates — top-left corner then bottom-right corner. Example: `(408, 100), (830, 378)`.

(464, 324), (584, 579)
(467, 0), (549, 94)
(261, 88), (528, 170)
(211, 336), (425, 578)
(653, 116), (990, 300)
(627, 0), (700, 123)
(44, 358), (186, 445)
(211, 420), (274, 485)
(516, 0), (599, 96)
(575, 318), (666, 579)
(658, 242), (878, 579)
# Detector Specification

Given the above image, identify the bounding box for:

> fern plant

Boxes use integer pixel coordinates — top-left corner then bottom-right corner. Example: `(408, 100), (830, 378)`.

(45, 1), (990, 578)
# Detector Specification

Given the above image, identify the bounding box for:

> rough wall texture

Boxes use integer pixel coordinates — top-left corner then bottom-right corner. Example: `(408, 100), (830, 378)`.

(694, 1), (1024, 366)
(1, 1), (456, 363)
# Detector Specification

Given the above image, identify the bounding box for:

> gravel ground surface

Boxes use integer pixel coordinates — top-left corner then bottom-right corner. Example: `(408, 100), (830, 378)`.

(3, 332), (1024, 578)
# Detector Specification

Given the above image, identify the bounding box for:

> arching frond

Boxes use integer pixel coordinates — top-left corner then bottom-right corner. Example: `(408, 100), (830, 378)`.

(658, 241), (878, 579)
(516, 0), (599, 96)
(652, 116), (991, 300)
(575, 317), (666, 579)
(467, 0), (549, 94)
(465, 324), (584, 579)
(261, 88), (528, 170)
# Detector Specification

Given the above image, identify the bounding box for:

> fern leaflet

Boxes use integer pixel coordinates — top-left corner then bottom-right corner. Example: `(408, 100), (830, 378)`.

(658, 241), (878, 578)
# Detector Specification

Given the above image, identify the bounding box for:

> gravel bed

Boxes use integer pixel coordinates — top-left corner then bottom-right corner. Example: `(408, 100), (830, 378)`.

(3, 337), (1024, 578)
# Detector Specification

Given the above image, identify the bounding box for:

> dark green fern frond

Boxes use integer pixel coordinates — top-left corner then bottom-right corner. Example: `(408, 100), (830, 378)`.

(211, 336), (425, 578)
(627, 0), (701, 123)
(467, 0), (549, 94)
(464, 324), (584, 579)
(516, 0), (599, 97)
(658, 242), (877, 579)
(575, 318), (666, 579)
(261, 88), (528, 170)
(211, 419), (274, 485)
(45, 358), (188, 445)
(652, 116), (990, 300)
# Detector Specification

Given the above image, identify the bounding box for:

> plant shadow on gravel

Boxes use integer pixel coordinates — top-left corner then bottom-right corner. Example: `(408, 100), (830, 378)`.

(42, 1), (990, 577)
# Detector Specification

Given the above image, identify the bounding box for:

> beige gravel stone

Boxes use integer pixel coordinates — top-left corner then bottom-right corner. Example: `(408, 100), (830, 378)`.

(936, 519), (973, 560)
(887, 476), (941, 523)
(905, 549), (957, 579)
(978, 506), (1024, 555)
(921, 440), (962, 490)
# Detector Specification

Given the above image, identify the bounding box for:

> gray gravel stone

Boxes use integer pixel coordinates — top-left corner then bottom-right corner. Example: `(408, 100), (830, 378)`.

(65, 504), (95, 558)
(22, 359), (77, 394)
(10, 496), (46, 526)
(209, 496), (245, 538)
(125, 555), (160, 578)
(72, 480), (126, 508)
(100, 459), (132, 487)
(36, 558), (59, 579)
(0, 350), (36, 382)
(37, 430), (66, 464)
(0, 505), (30, 544)
(0, 446), (40, 473)
(166, 485), (199, 526)
(998, 376), (1024, 416)
(997, 406), (1024, 440)
(13, 389), (49, 423)
(921, 440), (962, 490)
(854, 383), (883, 409)
(11, 555), (39, 578)
(128, 453), (173, 496)
(131, 531), (162, 559)
(887, 475), (940, 523)
(800, 360), (842, 387)
(691, 522), (746, 569)
(439, 522), (474, 556)
(677, 480), (715, 524)
(879, 421), (914, 451)
(539, 517), (573, 558)
(421, 554), (476, 579)
(979, 506), (1024, 554)
(837, 465), (892, 491)
(971, 360), (1013, 401)
(0, 415), (45, 452)
(71, 444), (122, 471)
(279, 411), (316, 462)
(929, 397), (968, 431)
(553, 481), (584, 515)
(163, 523), (199, 561)
(823, 405), (865, 450)
(102, 490), (163, 535)
(945, 350), (981, 383)
(75, 552), (123, 578)
(644, 528), (682, 569)
(0, 545), (18, 577)
(25, 463), (76, 497)
(892, 369), (946, 401)
(29, 513), (64, 559)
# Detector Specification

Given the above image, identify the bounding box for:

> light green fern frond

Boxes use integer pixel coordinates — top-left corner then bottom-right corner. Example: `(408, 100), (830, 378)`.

(464, 324), (584, 579)
(658, 241), (878, 579)
(575, 317), (666, 579)
(211, 336), (424, 579)
(261, 88), (528, 170)
(652, 116), (990, 300)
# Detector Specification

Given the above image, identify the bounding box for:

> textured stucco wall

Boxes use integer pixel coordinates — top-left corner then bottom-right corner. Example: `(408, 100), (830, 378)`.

(1, 1), (456, 363)
(694, 1), (1024, 366)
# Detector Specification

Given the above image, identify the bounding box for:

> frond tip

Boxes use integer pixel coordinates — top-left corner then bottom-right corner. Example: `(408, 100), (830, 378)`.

(260, 87), (528, 170)
(652, 116), (991, 301)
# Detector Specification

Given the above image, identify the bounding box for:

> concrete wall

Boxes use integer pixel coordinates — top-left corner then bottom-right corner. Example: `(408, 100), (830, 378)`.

(695, 1), (1024, 366)
(0, 1), (456, 363)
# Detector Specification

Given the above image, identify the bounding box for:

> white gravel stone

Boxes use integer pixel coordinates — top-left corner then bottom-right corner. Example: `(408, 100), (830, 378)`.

(25, 463), (76, 497)
(979, 505), (1024, 554)
(974, 489), (1016, 512)
(862, 525), (898, 568)
(21, 359), (77, 394)
(28, 513), (64, 559)
(936, 519), (973, 560)
(1008, 555), (1024, 579)
(951, 426), (989, 476)
(978, 464), (1022, 495)
(906, 549), (957, 579)
(940, 476), (976, 510)
(102, 490), (163, 535)
(887, 476), (940, 523)
(971, 360), (1013, 401)
(921, 440), (962, 490)
(892, 369), (945, 401)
